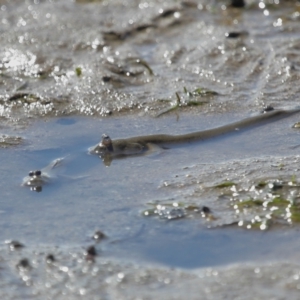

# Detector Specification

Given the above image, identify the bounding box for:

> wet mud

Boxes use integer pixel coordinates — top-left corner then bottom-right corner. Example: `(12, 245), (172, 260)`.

(1, 243), (300, 300)
(1, 0), (300, 121)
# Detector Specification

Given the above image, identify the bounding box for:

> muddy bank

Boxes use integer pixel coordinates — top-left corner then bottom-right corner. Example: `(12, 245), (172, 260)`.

(1, 243), (300, 300)
(1, 0), (300, 123)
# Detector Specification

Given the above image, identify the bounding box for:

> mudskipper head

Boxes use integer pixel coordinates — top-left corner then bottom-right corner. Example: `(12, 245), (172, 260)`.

(24, 170), (43, 192)
(99, 134), (114, 153)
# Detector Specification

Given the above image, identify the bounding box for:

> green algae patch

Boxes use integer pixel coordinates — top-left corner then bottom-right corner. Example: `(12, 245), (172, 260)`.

(75, 67), (82, 77)
(215, 181), (236, 188)
(289, 205), (300, 223)
(236, 199), (264, 209)
(255, 181), (267, 189)
(219, 177), (300, 230)
(191, 88), (219, 96)
(156, 85), (219, 117)
(186, 100), (208, 107)
(269, 197), (290, 206)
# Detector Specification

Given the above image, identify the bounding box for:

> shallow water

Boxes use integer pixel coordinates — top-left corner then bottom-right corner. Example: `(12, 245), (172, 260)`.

(1, 112), (300, 267)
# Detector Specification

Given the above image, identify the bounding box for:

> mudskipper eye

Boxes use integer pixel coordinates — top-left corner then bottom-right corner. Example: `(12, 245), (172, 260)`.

(29, 171), (34, 177)
(102, 134), (110, 141)
(35, 170), (42, 176)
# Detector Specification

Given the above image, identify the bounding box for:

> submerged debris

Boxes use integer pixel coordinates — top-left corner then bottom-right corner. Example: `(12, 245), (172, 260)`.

(143, 201), (215, 221)
(157, 206), (186, 220)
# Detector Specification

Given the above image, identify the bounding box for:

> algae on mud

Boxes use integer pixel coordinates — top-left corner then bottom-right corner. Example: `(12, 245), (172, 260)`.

(142, 175), (300, 230)
(217, 177), (300, 230)
(0, 134), (22, 148)
(156, 88), (216, 117)
(1, 0), (300, 120)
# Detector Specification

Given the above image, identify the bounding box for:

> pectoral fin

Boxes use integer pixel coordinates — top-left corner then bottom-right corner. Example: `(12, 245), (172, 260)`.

(144, 143), (165, 156)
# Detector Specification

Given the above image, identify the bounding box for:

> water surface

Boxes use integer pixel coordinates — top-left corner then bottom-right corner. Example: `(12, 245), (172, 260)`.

(1, 112), (300, 268)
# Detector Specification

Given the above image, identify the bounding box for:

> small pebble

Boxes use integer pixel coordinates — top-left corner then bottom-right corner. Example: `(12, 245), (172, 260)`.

(92, 230), (106, 241)
(46, 254), (56, 263)
(85, 245), (97, 261)
(201, 206), (211, 214)
(225, 32), (241, 38)
(262, 105), (274, 113)
(102, 76), (111, 83)
(16, 258), (30, 269)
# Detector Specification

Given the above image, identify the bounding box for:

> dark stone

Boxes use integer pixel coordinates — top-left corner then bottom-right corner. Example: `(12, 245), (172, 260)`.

(201, 206), (211, 214)
(92, 230), (106, 241)
(86, 245), (97, 257)
(231, 0), (245, 8)
(46, 254), (56, 263)
(262, 105), (274, 113)
(102, 76), (111, 83)
(17, 258), (30, 269)
(225, 32), (242, 38)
